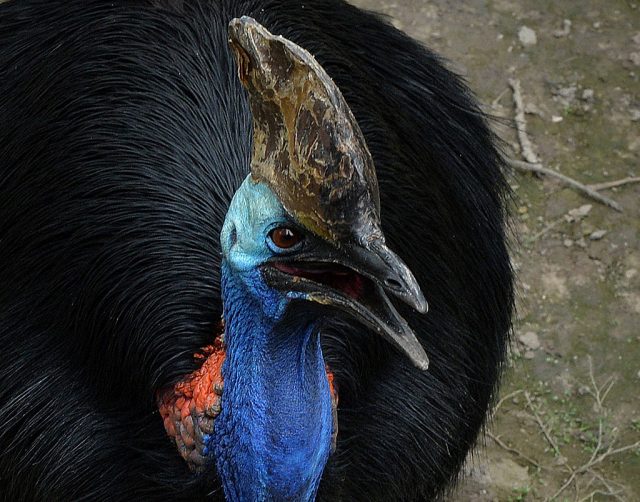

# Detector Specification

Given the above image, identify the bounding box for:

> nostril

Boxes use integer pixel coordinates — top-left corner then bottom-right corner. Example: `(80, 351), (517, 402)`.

(384, 277), (403, 290)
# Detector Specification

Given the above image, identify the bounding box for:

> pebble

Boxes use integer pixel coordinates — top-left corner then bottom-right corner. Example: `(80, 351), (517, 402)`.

(631, 109), (640, 122)
(555, 86), (577, 100)
(563, 239), (573, 248)
(518, 26), (537, 46)
(518, 331), (541, 350)
(567, 204), (593, 220)
(630, 52), (640, 66)
(581, 89), (595, 101)
(552, 115), (564, 123)
(589, 230), (607, 240)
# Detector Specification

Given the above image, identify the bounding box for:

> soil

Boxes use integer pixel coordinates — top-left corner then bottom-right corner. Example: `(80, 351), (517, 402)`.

(348, 0), (640, 500)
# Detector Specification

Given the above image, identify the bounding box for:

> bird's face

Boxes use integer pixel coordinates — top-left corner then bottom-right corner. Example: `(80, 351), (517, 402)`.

(221, 174), (429, 368)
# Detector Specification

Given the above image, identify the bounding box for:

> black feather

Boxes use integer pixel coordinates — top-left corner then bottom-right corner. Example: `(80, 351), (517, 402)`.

(0, 0), (513, 500)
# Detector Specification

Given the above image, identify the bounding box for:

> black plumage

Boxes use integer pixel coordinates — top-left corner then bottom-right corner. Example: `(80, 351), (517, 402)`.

(0, 0), (514, 500)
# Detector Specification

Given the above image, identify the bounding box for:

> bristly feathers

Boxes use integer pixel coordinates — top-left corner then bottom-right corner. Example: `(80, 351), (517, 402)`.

(0, 0), (514, 500)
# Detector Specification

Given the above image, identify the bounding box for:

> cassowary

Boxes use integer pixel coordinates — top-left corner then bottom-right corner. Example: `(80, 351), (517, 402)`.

(0, 1), (513, 501)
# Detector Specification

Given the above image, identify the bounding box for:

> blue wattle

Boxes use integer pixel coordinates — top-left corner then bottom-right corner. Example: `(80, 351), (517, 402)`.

(210, 261), (334, 501)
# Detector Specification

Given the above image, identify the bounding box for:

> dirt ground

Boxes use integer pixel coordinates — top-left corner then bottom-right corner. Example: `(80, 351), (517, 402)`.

(349, 0), (640, 500)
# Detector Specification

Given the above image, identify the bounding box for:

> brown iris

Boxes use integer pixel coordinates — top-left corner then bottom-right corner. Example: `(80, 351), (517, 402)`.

(269, 227), (303, 250)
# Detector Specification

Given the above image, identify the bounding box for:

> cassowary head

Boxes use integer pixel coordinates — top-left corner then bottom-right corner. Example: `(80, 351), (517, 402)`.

(225, 16), (428, 367)
(161, 17), (428, 502)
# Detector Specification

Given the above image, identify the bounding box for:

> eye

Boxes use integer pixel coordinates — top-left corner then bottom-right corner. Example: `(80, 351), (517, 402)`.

(268, 226), (303, 251)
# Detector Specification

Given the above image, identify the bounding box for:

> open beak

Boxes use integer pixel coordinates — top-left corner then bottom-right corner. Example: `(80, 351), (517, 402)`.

(262, 237), (429, 371)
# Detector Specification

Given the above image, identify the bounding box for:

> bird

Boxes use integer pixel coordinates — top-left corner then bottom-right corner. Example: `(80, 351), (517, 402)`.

(0, 1), (514, 501)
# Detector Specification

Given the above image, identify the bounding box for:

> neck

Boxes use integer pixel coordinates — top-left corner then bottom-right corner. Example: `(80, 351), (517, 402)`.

(212, 262), (333, 502)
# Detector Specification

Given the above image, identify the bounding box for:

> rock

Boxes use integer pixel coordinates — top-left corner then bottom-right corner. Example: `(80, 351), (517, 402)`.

(630, 52), (640, 66)
(567, 204), (592, 221)
(518, 331), (541, 350)
(524, 350), (536, 359)
(581, 89), (595, 102)
(633, 33), (640, 45)
(518, 26), (537, 46)
(589, 230), (607, 240)
(563, 239), (573, 248)
(552, 85), (577, 107)
(631, 109), (640, 122)
(625, 268), (638, 280)
(552, 115), (563, 123)
(555, 86), (577, 100)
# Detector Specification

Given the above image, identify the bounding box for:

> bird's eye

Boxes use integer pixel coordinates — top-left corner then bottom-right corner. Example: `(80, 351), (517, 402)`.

(268, 226), (303, 251)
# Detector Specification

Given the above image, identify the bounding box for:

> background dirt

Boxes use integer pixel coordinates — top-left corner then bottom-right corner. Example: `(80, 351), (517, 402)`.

(350, 0), (640, 500)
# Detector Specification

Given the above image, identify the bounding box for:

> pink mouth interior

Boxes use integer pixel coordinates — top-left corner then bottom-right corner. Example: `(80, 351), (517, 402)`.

(272, 262), (368, 300)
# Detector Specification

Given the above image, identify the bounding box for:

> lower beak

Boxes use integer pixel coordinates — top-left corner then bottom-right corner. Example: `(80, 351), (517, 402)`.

(262, 238), (429, 370)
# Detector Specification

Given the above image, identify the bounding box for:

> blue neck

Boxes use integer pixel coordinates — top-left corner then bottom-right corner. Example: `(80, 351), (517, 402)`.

(211, 262), (333, 501)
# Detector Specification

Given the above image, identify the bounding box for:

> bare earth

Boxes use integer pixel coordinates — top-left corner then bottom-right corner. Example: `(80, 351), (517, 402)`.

(349, 0), (640, 500)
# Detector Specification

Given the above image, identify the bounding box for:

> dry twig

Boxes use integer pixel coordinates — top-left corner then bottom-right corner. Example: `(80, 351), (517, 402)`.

(487, 431), (544, 470)
(492, 87), (509, 108)
(491, 389), (524, 417)
(545, 359), (640, 501)
(524, 391), (565, 459)
(507, 158), (623, 212)
(508, 78), (540, 164)
(588, 176), (640, 191)
(527, 213), (566, 243)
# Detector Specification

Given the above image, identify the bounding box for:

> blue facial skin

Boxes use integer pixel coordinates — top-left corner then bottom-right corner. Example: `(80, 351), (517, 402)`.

(210, 177), (334, 501)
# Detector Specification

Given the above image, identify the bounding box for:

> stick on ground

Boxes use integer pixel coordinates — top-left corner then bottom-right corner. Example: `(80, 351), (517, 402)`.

(588, 177), (640, 191)
(508, 78), (540, 164)
(507, 158), (623, 212)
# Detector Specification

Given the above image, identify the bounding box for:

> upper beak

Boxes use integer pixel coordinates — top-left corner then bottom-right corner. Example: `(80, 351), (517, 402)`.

(262, 237), (429, 371)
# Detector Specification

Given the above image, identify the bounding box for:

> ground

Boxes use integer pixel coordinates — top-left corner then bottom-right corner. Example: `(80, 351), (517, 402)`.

(348, 0), (640, 500)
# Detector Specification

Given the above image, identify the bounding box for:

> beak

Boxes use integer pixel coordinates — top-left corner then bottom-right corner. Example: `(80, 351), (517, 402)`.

(262, 237), (429, 371)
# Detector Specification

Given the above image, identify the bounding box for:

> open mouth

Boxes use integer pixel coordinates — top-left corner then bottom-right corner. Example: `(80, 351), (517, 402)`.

(260, 244), (429, 371)
(271, 262), (371, 300)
